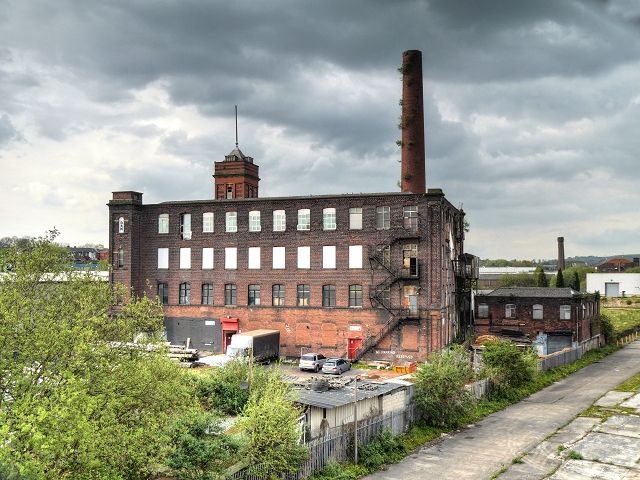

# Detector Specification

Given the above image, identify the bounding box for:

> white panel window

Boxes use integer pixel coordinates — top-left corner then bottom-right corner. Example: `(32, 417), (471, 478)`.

(297, 209), (310, 231)
(505, 304), (516, 318)
(157, 248), (169, 269)
(158, 214), (169, 234)
(225, 247), (237, 270)
(349, 208), (362, 230)
(298, 246), (311, 269)
(249, 211), (261, 232)
(560, 305), (571, 320)
(202, 212), (214, 233)
(478, 304), (488, 318)
(225, 212), (237, 233)
(532, 304), (543, 320)
(180, 213), (192, 239)
(179, 248), (191, 269)
(323, 208), (336, 230)
(323, 246), (336, 269)
(273, 247), (286, 269)
(273, 210), (286, 232)
(349, 245), (363, 269)
(202, 248), (214, 269)
(248, 247), (261, 269)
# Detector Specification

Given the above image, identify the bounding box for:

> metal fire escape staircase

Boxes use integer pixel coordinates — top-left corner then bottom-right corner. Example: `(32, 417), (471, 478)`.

(352, 232), (421, 362)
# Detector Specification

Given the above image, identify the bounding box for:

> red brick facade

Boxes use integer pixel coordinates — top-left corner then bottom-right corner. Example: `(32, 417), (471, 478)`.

(474, 287), (600, 354)
(109, 190), (468, 362)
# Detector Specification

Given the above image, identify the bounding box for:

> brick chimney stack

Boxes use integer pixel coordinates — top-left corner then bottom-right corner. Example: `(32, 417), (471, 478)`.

(557, 237), (566, 270)
(400, 50), (426, 194)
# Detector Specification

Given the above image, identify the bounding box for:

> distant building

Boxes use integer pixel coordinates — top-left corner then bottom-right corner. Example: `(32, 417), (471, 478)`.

(596, 257), (639, 273)
(475, 287), (599, 355)
(586, 273), (640, 297)
(478, 266), (536, 289)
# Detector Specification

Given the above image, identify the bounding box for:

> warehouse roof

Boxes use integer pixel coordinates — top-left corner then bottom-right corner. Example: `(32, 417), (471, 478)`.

(482, 287), (580, 298)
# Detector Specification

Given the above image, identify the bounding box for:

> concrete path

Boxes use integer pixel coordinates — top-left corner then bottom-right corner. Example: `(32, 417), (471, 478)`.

(364, 341), (640, 480)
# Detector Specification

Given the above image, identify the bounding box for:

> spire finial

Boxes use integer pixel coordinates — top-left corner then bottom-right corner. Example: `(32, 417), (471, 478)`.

(235, 105), (238, 148)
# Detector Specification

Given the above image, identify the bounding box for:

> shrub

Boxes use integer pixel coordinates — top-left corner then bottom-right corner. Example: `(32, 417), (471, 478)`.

(482, 340), (538, 398)
(598, 314), (615, 344)
(360, 429), (407, 470)
(414, 345), (476, 427)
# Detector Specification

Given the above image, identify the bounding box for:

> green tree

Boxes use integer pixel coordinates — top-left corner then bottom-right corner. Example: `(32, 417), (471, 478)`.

(498, 272), (536, 287)
(482, 340), (538, 397)
(555, 269), (565, 288)
(239, 370), (309, 478)
(167, 409), (242, 480)
(570, 271), (581, 291)
(534, 266), (548, 287)
(0, 232), (191, 479)
(414, 345), (475, 427)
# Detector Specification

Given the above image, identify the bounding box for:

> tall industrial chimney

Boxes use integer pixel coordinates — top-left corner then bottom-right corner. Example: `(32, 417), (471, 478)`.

(400, 50), (426, 194)
(557, 237), (566, 270)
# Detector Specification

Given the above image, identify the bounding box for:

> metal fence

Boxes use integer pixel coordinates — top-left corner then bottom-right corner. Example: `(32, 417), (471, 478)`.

(538, 335), (602, 372)
(230, 405), (419, 480)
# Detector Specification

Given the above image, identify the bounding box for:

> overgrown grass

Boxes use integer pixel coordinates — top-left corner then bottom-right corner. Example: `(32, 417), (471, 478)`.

(602, 307), (640, 335)
(615, 372), (640, 392)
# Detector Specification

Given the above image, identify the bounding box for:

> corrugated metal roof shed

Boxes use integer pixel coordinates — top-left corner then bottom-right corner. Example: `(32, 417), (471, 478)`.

(295, 380), (404, 409)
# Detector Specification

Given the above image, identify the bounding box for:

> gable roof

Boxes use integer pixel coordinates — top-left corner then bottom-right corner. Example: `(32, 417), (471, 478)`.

(483, 287), (579, 298)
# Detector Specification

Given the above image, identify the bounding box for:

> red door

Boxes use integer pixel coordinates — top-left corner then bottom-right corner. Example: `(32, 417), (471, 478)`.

(348, 337), (362, 361)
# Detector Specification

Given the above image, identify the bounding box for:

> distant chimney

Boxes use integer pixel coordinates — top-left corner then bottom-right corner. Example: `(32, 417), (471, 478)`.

(557, 237), (566, 270)
(400, 50), (426, 194)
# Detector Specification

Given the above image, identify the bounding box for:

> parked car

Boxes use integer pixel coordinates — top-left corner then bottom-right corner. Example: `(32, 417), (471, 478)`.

(299, 353), (327, 372)
(322, 358), (351, 375)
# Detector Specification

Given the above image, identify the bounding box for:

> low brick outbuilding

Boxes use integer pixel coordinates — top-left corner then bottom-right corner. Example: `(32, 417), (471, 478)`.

(474, 287), (600, 355)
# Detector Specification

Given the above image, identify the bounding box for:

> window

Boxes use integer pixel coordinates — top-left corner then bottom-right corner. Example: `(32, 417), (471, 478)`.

(505, 304), (516, 318)
(118, 216), (125, 234)
(349, 207), (362, 230)
(298, 246), (311, 269)
(533, 304), (543, 320)
(224, 284), (237, 305)
(349, 245), (363, 269)
(403, 286), (418, 316)
(322, 246), (336, 269)
(158, 248), (169, 269)
(202, 248), (214, 269)
(375, 286), (390, 309)
(402, 244), (418, 276)
(272, 284), (285, 306)
(375, 244), (390, 269)
(179, 248), (191, 269)
(248, 285), (261, 306)
(225, 212), (237, 233)
(201, 283), (213, 305)
(225, 247), (237, 270)
(273, 210), (286, 232)
(403, 206), (418, 230)
(478, 304), (489, 318)
(157, 282), (168, 305)
(180, 213), (191, 240)
(272, 247), (285, 269)
(323, 208), (336, 230)
(297, 209), (310, 230)
(376, 206), (390, 229)
(226, 184), (234, 199)
(297, 284), (310, 307)
(249, 210), (261, 232)
(560, 305), (571, 320)
(248, 247), (261, 269)
(203, 212), (214, 233)
(179, 283), (191, 305)
(322, 285), (336, 307)
(117, 248), (124, 268)
(349, 285), (363, 307)
(158, 214), (169, 234)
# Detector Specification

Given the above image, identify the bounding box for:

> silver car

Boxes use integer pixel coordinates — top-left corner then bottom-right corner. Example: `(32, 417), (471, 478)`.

(322, 358), (351, 375)
(299, 353), (327, 372)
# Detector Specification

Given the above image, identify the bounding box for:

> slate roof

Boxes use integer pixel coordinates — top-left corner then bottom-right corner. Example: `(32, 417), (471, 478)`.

(295, 380), (405, 409)
(483, 287), (580, 298)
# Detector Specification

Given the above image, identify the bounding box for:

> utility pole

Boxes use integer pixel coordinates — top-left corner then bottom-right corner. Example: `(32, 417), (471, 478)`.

(354, 376), (359, 464)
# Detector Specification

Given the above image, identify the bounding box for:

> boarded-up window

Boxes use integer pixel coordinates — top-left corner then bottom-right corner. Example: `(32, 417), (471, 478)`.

(248, 247), (261, 269)
(225, 247), (237, 270)
(158, 248), (169, 269)
(273, 247), (285, 269)
(179, 248), (191, 269)
(202, 248), (214, 269)
(349, 245), (363, 269)
(323, 246), (336, 269)
(298, 246), (310, 269)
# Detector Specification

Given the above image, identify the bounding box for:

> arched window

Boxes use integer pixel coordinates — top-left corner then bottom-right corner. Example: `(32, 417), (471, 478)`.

(179, 283), (191, 305)
(118, 217), (125, 234)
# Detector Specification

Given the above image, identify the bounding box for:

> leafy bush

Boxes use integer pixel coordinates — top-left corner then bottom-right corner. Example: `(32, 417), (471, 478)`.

(598, 314), (615, 344)
(482, 340), (538, 398)
(414, 345), (476, 427)
(167, 409), (242, 480)
(308, 462), (368, 480)
(360, 429), (407, 470)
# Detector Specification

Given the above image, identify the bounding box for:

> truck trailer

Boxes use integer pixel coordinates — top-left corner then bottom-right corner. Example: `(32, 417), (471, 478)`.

(225, 329), (280, 364)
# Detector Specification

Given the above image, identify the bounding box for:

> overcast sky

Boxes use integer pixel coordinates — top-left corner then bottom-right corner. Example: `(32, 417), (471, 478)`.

(1, 0), (639, 259)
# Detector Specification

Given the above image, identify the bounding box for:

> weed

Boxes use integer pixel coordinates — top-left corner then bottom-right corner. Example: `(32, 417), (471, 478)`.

(557, 444), (565, 453)
(512, 454), (525, 464)
(567, 450), (583, 460)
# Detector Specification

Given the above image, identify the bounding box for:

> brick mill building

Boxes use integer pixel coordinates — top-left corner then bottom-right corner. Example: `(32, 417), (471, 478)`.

(108, 51), (476, 363)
